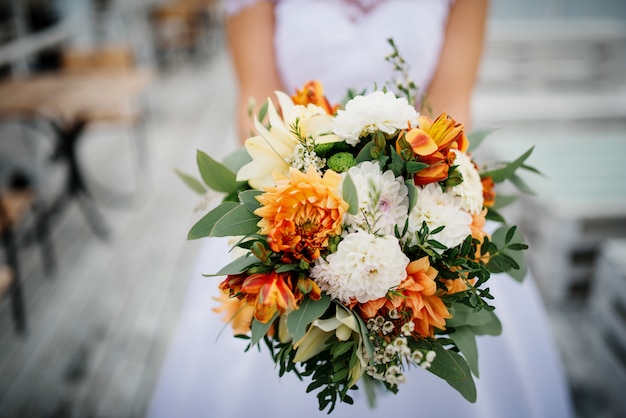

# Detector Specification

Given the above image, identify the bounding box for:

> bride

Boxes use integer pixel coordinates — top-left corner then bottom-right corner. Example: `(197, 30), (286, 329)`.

(148, 1), (574, 417)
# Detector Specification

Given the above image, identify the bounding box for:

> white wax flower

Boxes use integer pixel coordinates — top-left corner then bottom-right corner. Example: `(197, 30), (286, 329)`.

(311, 232), (409, 303)
(450, 149), (484, 214)
(332, 91), (419, 146)
(343, 161), (409, 235)
(406, 183), (472, 251)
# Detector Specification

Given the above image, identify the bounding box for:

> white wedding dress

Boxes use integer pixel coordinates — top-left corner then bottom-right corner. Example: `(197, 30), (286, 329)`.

(148, 1), (575, 417)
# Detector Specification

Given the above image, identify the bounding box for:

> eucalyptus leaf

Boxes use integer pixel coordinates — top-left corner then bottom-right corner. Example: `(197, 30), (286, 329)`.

(239, 189), (263, 212)
(467, 127), (498, 152)
(479, 147), (534, 183)
(509, 173), (535, 195)
(188, 201), (239, 240)
(342, 174), (359, 215)
(492, 194), (518, 210)
(450, 327), (479, 377)
(213, 254), (262, 276)
(211, 204), (261, 237)
(197, 149), (244, 193)
(174, 169), (208, 194)
(427, 344), (467, 382)
(436, 351), (476, 403)
(287, 294), (331, 343)
(250, 313), (278, 346)
(470, 310), (502, 336)
(222, 147), (252, 173)
(355, 141), (375, 163)
(446, 302), (495, 328)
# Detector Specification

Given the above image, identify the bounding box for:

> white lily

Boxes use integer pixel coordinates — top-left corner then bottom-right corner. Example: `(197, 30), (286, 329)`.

(293, 306), (366, 386)
(237, 92), (341, 189)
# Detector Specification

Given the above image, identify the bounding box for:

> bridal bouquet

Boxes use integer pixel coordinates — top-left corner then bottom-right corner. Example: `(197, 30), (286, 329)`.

(179, 63), (535, 413)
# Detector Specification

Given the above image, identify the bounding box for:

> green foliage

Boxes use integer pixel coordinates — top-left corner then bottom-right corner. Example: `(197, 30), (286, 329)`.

(466, 127), (498, 153)
(287, 294), (332, 343)
(174, 169), (208, 194)
(487, 226), (528, 282)
(188, 202), (260, 239)
(342, 174), (359, 215)
(196, 149), (246, 194)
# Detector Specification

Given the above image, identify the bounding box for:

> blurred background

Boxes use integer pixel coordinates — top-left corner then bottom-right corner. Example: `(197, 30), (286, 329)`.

(0, 0), (625, 417)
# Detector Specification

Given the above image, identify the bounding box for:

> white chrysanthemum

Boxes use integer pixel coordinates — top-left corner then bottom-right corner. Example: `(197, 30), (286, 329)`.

(450, 149), (484, 214)
(332, 91), (419, 146)
(343, 161), (408, 235)
(406, 183), (472, 251)
(311, 232), (409, 303)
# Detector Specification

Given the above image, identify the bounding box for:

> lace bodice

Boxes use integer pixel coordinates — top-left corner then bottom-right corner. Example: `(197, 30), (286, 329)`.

(224, 0), (453, 103)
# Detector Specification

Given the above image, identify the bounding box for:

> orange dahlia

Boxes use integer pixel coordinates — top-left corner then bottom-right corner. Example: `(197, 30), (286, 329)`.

(254, 166), (348, 263)
(357, 256), (451, 337)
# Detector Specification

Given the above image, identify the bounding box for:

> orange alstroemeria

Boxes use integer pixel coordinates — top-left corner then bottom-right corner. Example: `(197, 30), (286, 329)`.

(481, 176), (496, 208)
(400, 113), (468, 186)
(212, 292), (255, 335)
(291, 80), (338, 115)
(417, 113), (468, 153)
(255, 166), (348, 263)
(241, 271), (298, 323)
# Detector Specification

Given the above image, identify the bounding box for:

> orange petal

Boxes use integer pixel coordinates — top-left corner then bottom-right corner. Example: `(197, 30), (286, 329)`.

(404, 128), (438, 156)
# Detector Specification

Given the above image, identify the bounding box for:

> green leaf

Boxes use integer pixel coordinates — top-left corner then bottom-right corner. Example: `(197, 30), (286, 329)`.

(239, 189), (263, 212)
(509, 173), (535, 195)
(213, 254), (262, 276)
(355, 141), (375, 163)
(197, 149), (244, 193)
(446, 302), (495, 328)
(188, 201), (239, 240)
(470, 310), (502, 336)
(492, 194), (517, 210)
(430, 347), (477, 402)
(427, 343), (468, 382)
(405, 180), (417, 213)
(250, 313), (278, 346)
(450, 327), (479, 377)
(480, 146), (534, 183)
(405, 161), (429, 174)
(175, 169), (208, 194)
(342, 174), (359, 215)
(222, 147), (252, 173)
(467, 127), (498, 153)
(287, 294), (332, 343)
(211, 204), (261, 237)
(348, 307), (375, 365)
(488, 226), (528, 281)
(485, 207), (506, 223)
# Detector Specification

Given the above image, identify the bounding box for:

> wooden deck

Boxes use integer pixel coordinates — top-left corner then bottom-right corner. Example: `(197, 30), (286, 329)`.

(0, 45), (237, 417)
(0, 43), (623, 417)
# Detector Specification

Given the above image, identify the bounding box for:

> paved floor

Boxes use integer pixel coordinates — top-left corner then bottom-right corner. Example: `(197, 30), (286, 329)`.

(0, 43), (624, 417)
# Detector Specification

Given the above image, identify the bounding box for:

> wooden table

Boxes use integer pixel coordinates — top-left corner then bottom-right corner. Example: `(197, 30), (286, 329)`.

(0, 69), (153, 238)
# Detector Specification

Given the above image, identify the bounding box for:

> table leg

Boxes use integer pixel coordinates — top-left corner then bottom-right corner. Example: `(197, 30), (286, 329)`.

(49, 119), (110, 239)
